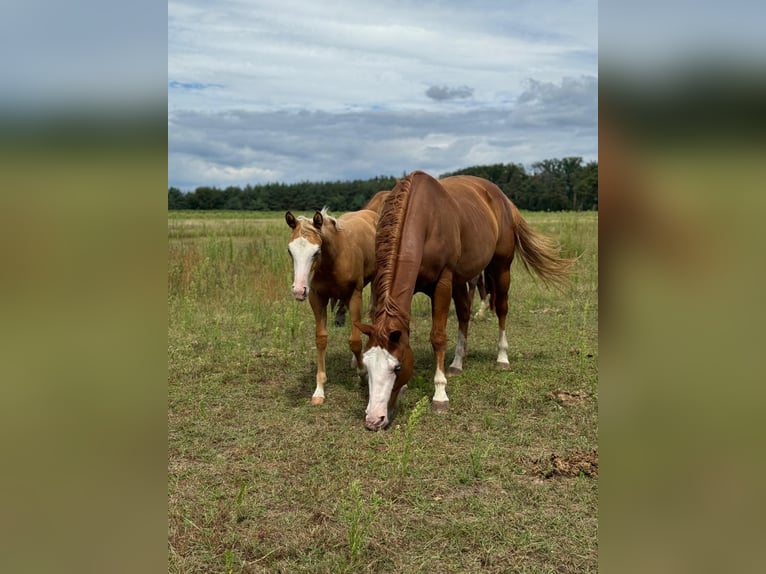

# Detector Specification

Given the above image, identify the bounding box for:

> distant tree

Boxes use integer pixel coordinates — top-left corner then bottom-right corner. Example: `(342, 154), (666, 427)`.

(168, 187), (188, 210)
(188, 186), (225, 209)
(167, 160), (596, 212)
(575, 161), (599, 210)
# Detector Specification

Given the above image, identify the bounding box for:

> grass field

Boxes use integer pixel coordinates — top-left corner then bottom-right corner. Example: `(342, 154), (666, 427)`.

(168, 209), (598, 573)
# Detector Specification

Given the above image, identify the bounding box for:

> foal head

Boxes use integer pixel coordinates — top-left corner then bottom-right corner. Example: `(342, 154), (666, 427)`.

(285, 209), (332, 301)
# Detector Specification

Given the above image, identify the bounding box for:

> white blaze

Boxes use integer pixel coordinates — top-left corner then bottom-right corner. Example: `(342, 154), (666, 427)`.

(362, 346), (399, 427)
(288, 237), (319, 298)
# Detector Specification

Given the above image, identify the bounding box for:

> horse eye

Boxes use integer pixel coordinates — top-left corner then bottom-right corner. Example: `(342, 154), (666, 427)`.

(394, 364), (401, 374)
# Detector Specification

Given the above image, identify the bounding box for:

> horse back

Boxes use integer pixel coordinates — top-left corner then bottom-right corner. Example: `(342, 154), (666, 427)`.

(335, 209), (378, 285)
(438, 176), (516, 278)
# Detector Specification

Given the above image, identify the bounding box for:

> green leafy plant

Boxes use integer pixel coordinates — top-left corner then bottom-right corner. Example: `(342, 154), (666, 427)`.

(398, 395), (430, 481)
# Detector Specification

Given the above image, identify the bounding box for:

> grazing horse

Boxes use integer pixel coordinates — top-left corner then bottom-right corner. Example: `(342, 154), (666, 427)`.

(356, 171), (574, 430)
(285, 207), (378, 404)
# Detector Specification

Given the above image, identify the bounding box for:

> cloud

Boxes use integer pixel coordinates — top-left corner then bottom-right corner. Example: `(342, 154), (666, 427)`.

(514, 75), (597, 127)
(168, 90), (597, 190)
(168, 1), (598, 189)
(425, 85), (475, 101)
(168, 81), (224, 91)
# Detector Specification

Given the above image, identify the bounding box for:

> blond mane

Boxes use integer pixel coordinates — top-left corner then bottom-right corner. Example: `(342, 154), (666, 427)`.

(295, 206), (343, 236)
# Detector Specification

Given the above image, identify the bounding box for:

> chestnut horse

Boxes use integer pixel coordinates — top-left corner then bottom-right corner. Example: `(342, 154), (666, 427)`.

(285, 207), (377, 404)
(356, 171), (574, 430)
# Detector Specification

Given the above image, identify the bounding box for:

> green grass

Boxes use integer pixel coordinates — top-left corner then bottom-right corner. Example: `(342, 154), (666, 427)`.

(168, 210), (597, 573)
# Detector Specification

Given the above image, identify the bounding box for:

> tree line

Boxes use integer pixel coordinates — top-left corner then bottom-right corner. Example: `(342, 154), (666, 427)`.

(168, 157), (597, 212)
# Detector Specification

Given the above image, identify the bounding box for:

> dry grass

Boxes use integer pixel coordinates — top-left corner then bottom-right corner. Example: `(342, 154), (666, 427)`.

(168, 210), (598, 573)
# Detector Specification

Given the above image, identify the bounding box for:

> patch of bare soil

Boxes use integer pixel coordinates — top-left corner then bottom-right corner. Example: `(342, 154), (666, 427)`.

(531, 449), (599, 479)
(547, 389), (590, 406)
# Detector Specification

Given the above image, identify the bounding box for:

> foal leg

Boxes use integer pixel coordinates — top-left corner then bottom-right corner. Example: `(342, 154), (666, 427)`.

(430, 270), (453, 412)
(447, 280), (472, 375)
(347, 289), (366, 376)
(474, 273), (490, 319)
(309, 291), (330, 404)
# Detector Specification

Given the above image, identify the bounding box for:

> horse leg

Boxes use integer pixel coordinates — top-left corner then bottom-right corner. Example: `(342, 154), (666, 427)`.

(309, 291), (330, 404)
(475, 273), (490, 319)
(347, 289), (366, 376)
(333, 299), (347, 327)
(430, 270), (453, 412)
(447, 280), (471, 375)
(367, 286), (377, 321)
(490, 264), (512, 369)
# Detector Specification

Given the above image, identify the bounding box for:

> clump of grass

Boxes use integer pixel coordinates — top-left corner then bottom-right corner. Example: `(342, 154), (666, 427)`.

(339, 479), (381, 563)
(234, 481), (247, 523)
(459, 443), (494, 485)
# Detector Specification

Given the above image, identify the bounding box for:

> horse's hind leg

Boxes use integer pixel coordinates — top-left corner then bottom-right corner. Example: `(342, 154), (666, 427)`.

(309, 292), (330, 404)
(489, 263), (512, 369)
(448, 279), (472, 375)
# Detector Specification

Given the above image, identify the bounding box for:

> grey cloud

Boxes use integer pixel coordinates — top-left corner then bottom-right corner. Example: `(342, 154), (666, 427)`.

(168, 98), (597, 190)
(513, 75), (597, 128)
(425, 85), (475, 101)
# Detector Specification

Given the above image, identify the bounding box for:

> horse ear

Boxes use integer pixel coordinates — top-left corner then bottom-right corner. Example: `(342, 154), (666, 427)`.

(354, 322), (374, 337)
(312, 211), (323, 230)
(389, 330), (402, 344)
(285, 211), (297, 228)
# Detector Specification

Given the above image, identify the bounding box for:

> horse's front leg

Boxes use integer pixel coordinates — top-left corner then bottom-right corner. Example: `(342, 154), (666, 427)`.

(309, 291), (330, 404)
(430, 270), (453, 412)
(448, 279), (472, 375)
(347, 289), (366, 377)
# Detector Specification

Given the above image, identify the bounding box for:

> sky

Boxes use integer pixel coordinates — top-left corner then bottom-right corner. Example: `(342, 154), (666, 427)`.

(168, 0), (598, 190)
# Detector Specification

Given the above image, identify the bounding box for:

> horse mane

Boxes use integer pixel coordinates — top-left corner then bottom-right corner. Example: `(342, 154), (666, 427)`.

(373, 174), (413, 326)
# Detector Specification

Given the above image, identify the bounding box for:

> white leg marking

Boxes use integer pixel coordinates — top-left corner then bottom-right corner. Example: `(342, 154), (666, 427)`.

(313, 372), (327, 400)
(448, 331), (466, 371)
(432, 368), (449, 403)
(497, 330), (509, 365)
(475, 298), (489, 319)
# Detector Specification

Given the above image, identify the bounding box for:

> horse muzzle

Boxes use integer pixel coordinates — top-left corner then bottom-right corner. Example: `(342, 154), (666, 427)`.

(291, 284), (308, 301)
(364, 413), (389, 431)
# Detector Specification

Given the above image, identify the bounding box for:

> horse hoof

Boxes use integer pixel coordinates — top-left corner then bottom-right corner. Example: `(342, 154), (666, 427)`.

(311, 396), (325, 405)
(446, 366), (463, 376)
(432, 400), (450, 413)
(496, 361), (511, 370)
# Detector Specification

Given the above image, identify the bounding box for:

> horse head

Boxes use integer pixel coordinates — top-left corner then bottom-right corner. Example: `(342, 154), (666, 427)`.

(356, 320), (414, 431)
(285, 210), (324, 301)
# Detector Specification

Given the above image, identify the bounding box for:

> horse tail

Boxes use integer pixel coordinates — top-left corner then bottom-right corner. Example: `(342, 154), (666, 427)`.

(511, 206), (575, 291)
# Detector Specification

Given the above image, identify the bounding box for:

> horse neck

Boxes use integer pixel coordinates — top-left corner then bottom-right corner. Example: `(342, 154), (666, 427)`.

(375, 184), (430, 328)
(310, 226), (342, 273)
